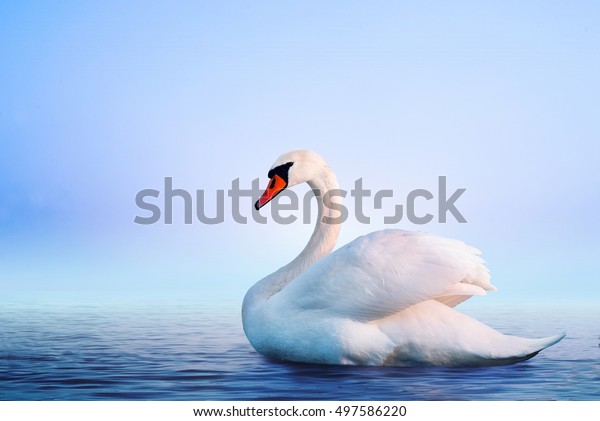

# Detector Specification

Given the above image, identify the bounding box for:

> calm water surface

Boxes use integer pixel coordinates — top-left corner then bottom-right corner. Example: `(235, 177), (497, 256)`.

(1, 301), (598, 400)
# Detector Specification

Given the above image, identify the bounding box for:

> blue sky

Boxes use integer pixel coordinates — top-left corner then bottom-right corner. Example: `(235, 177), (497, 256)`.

(1, 1), (598, 304)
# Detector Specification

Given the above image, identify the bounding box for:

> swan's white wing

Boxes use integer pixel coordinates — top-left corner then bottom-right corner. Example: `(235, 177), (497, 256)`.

(276, 229), (494, 322)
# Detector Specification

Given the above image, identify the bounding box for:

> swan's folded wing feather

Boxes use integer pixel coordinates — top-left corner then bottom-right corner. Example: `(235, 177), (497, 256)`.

(435, 283), (487, 307)
(278, 230), (494, 322)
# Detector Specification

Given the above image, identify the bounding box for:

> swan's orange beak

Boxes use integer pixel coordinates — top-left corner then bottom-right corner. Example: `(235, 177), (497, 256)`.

(255, 174), (287, 210)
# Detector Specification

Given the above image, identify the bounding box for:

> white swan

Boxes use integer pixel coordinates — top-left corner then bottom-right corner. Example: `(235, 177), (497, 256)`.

(242, 150), (564, 366)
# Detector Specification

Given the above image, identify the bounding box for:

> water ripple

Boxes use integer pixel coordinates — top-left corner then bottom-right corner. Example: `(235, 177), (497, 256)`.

(0, 302), (598, 400)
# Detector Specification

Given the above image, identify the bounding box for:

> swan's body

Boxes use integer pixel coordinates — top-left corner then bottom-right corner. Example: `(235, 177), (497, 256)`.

(242, 150), (564, 366)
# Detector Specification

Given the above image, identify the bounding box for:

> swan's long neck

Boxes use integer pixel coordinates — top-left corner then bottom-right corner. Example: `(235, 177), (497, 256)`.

(243, 166), (341, 312)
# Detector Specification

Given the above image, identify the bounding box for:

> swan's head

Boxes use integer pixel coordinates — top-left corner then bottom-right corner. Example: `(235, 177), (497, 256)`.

(255, 150), (328, 210)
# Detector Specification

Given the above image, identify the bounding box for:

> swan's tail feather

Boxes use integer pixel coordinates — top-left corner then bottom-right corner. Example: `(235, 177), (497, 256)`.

(485, 332), (566, 366)
(525, 332), (566, 352)
(377, 301), (567, 367)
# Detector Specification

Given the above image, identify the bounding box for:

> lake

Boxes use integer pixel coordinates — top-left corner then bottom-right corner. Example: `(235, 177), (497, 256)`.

(1, 300), (598, 400)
